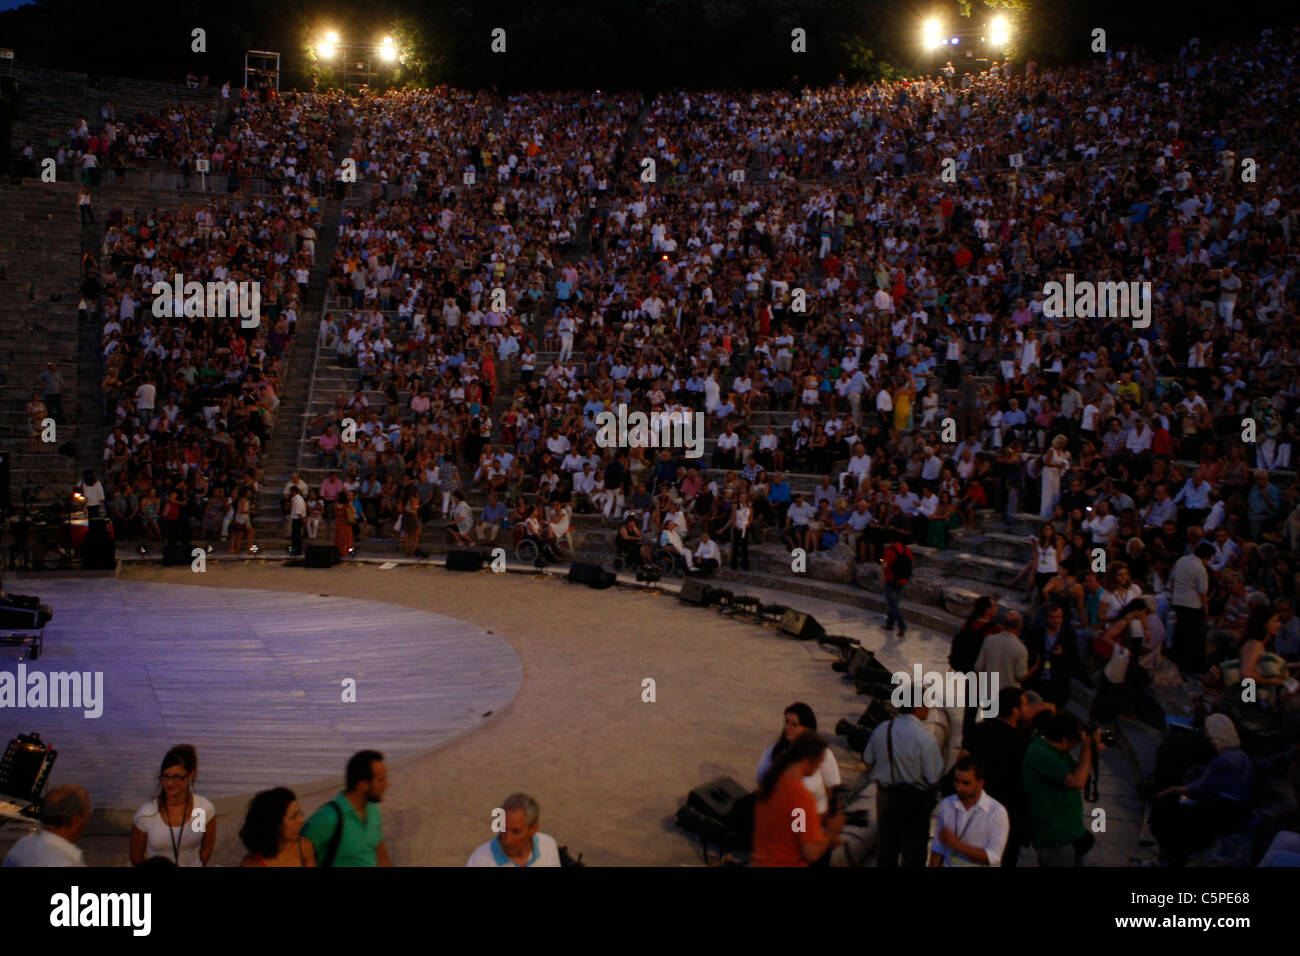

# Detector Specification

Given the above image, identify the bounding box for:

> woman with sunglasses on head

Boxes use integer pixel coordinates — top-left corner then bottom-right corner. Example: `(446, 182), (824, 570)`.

(756, 703), (843, 828)
(130, 744), (216, 867)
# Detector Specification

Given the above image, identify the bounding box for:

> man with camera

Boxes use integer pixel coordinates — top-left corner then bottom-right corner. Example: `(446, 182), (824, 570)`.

(1021, 710), (1105, 866)
(861, 692), (944, 867)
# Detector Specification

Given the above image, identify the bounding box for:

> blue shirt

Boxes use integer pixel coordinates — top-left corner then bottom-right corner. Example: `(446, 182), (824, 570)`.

(1184, 748), (1254, 804)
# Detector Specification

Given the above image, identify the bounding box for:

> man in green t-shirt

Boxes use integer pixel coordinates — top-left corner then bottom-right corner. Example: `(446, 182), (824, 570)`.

(1021, 711), (1104, 866)
(301, 750), (393, 867)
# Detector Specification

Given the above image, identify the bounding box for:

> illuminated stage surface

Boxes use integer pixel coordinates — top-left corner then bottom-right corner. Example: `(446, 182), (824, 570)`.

(0, 578), (523, 810)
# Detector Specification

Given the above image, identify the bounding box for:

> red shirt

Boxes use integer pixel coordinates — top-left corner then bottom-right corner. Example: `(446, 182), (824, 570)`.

(752, 772), (824, 867)
(883, 542), (912, 583)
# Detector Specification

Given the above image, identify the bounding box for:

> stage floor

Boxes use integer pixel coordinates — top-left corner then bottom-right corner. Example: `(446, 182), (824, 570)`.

(0, 578), (523, 810)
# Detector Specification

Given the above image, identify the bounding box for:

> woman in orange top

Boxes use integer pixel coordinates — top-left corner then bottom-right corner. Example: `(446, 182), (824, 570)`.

(751, 734), (845, 866)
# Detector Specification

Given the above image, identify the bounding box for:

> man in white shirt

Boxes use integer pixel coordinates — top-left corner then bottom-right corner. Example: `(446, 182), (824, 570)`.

(289, 486), (307, 555)
(876, 384), (893, 428)
(928, 757), (1010, 867)
(843, 443), (872, 492)
(466, 793), (561, 867)
(3, 785), (90, 867)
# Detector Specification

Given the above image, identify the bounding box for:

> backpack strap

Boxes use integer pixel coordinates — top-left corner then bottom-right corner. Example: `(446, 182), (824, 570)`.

(320, 801), (345, 868)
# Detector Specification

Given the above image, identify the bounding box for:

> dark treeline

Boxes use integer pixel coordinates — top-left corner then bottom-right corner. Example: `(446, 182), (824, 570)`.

(1, 0), (1296, 92)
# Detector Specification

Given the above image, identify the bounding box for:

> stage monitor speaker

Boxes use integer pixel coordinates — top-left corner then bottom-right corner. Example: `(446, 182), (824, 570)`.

(779, 607), (825, 641)
(305, 545), (339, 568)
(162, 543), (192, 566)
(677, 577), (713, 605)
(445, 549), (485, 571)
(567, 561), (614, 589)
(0, 732), (57, 805)
(81, 520), (116, 570)
(686, 776), (754, 849)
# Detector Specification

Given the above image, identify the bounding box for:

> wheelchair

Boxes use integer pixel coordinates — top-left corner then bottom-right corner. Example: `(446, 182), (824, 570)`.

(515, 534), (560, 565)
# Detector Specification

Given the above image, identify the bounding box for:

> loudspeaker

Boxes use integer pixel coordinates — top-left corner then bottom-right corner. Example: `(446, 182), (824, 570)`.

(57, 440), (78, 459)
(567, 560), (603, 585)
(566, 561), (616, 589)
(445, 549), (485, 571)
(162, 543), (192, 566)
(678, 577), (713, 605)
(840, 646), (894, 692)
(779, 607), (825, 641)
(305, 545), (339, 568)
(81, 519), (116, 570)
(685, 776), (755, 851)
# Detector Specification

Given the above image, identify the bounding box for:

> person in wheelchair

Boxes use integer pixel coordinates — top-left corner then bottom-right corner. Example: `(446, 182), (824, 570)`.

(659, 518), (696, 573)
(521, 504), (562, 563)
(615, 512), (651, 570)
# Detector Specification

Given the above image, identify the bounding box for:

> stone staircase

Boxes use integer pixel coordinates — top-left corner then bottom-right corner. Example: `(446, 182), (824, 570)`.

(0, 181), (86, 505)
(248, 123), (354, 547)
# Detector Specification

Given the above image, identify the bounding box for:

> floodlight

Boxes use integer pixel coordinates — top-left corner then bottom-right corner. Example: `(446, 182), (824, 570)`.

(319, 42), (335, 58)
(326, 31), (339, 43)
(923, 19), (942, 50)
(991, 16), (1010, 46)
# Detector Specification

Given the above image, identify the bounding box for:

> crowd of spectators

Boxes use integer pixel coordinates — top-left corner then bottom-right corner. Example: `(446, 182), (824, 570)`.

(35, 27), (1300, 866)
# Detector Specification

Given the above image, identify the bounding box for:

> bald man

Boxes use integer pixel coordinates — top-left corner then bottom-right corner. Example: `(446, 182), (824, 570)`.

(974, 611), (1037, 690)
(3, 785), (91, 866)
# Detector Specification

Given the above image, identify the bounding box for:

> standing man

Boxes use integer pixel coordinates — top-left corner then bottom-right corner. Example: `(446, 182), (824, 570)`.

(38, 362), (64, 423)
(557, 312), (576, 363)
(288, 486), (306, 555)
(881, 538), (913, 638)
(975, 610), (1035, 690)
(2, 785), (91, 866)
(301, 750), (393, 867)
(466, 793), (562, 867)
(1022, 711), (1102, 866)
(1023, 604), (1077, 707)
(862, 695), (944, 867)
(1170, 541), (1213, 673)
(962, 686), (1038, 866)
(928, 756), (1010, 867)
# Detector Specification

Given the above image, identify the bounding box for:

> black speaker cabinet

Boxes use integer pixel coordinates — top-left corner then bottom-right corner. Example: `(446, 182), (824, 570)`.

(779, 607), (824, 641)
(305, 545), (339, 568)
(81, 520), (116, 570)
(445, 549), (485, 571)
(567, 561), (615, 588)
(677, 577), (713, 605)
(162, 543), (192, 566)
(686, 776), (755, 848)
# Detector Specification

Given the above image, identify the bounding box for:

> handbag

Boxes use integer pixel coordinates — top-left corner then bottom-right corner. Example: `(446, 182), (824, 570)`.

(886, 719), (938, 827)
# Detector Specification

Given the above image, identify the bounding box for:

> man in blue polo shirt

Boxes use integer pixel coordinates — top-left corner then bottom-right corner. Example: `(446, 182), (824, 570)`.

(466, 793), (561, 867)
(302, 750), (393, 866)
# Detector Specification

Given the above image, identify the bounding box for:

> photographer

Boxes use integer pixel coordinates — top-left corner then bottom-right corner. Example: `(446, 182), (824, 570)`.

(1021, 710), (1104, 866)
